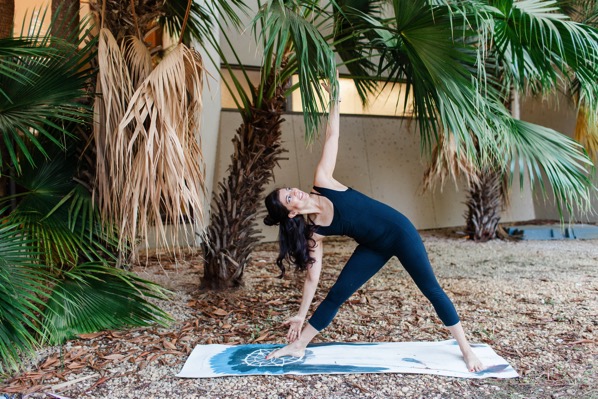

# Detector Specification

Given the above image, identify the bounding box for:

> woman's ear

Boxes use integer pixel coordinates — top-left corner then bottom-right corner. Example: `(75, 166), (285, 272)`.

(288, 210), (298, 218)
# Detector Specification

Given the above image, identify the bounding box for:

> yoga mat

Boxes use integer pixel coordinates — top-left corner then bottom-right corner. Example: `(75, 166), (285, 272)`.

(176, 339), (518, 379)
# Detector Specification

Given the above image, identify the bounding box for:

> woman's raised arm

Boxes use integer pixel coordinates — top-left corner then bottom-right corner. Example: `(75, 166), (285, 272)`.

(313, 75), (346, 190)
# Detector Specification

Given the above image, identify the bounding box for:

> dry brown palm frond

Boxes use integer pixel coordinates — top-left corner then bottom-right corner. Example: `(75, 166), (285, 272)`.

(94, 28), (135, 221)
(122, 35), (153, 88)
(117, 43), (207, 256)
(574, 104), (598, 162)
(421, 131), (479, 193)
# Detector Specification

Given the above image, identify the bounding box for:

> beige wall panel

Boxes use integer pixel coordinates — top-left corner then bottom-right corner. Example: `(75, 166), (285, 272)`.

(364, 118), (437, 228)
(291, 115), (322, 191)
(327, 116), (373, 194)
(197, 34), (222, 200)
(502, 174), (536, 222)
(430, 181), (468, 228)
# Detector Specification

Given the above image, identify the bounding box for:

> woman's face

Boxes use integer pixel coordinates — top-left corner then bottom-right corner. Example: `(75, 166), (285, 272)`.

(278, 187), (307, 215)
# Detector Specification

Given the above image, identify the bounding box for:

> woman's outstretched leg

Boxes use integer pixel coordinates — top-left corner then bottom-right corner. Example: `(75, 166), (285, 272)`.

(392, 216), (483, 372)
(447, 322), (484, 372)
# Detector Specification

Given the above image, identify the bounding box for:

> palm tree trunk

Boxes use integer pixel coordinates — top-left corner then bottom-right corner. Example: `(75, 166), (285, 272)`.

(0, 0), (14, 38)
(200, 69), (289, 290)
(465, 169), (503, 242)
(0, 0), (14, 198)
(465, 87), (518, 241)
(52, 0), (80, 42)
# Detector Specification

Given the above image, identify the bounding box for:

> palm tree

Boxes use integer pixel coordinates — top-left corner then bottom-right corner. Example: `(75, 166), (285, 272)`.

(465, 0), (598, 240)
(0, 10), (170, 374)
(561, 0), (598, 161)
(52, 0), (80, 42)
(199, 0), (341, 289)
(199, 0), (595, 290)
(405, 0), (598, 241)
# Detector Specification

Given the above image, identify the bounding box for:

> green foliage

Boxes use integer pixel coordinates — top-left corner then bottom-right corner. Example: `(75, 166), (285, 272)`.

(0, 143), (172, 373)
(254, 0), (339, 139)
(160, 0), (247, 45)
(0, 219), (49, 373)
(42, 262), (171, 345)
(348, 0), (596, 218)
(508, 119), (595, 217)
(196, 0), (339, 142)
(0, 8), (172, 374)
(0, 9), (96, 174)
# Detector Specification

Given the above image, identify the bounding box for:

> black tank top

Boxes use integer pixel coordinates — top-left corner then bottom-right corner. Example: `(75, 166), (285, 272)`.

(312, 186), (410, 252)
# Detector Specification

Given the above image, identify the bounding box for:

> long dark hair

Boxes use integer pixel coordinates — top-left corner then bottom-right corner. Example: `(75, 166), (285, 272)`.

(264, 189), (318, 277)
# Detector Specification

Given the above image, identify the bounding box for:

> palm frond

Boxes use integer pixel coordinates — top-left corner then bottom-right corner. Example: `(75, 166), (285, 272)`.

(0, 37), (61, 93)
(3, 146), (117, 268)
(1, 147), (171, 368)
(160, 0), (247, 45)
(575, 104), (598, 161)
(42, 262), (172, 345)
(116, 44), (207, 255)
(122, 36), (153, 88)
(331, 0), (383, 104)
(422, 130), (479, 192)
(509, 119), (594, 218)
(489, 0), (598, 97)
(360, 0), (506, 167)
(0, 10), (96, 173)
(0, 219), (50, 373)
(255, 0), (339, 141)
(94, 28), (135, 225)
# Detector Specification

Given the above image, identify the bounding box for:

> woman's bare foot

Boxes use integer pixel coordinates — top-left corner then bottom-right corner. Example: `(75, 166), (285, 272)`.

(266, 342), (305, 359)
(464, 350), (484, 372)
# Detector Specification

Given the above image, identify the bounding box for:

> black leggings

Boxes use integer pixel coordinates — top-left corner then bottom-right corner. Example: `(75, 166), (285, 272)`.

(308, 235), (460, 331)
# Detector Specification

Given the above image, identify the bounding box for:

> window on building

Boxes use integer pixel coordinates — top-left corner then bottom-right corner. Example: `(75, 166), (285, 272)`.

(220, 67), (414, 118)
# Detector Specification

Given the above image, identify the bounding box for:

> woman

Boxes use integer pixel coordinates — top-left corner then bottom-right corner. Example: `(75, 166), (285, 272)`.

(262, 80), (483, 372)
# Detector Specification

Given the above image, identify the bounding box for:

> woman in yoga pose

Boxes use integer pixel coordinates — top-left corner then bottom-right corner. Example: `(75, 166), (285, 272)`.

(263, 78), (483, 372)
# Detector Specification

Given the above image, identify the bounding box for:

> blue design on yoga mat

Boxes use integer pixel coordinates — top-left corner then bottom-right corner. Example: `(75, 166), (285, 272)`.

(209, 343), (387, 375)
(401, 357), (426, 366)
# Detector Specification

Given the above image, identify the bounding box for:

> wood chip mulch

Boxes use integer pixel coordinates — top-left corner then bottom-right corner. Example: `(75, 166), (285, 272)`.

(1, 232), (596, 399)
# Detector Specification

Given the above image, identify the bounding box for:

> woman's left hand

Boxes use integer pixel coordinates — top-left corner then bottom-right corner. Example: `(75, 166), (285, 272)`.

(282, 315), (305, 343)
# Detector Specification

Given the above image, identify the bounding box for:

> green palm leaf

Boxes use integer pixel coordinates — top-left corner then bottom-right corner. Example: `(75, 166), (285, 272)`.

(0, 217), (51, 373)
(4, 147), (113, 267)
(332, 0), (383, 104)
(255, 0), (339, 140)
(358, 0), (504, 163)
(0, 10), (96, 173)
(508, 119), (595, 217)
(489, 0), (598, 105)
(160, 0), (247, 45)
(42, 262), (172, 345)
(2, 147), (172, 356)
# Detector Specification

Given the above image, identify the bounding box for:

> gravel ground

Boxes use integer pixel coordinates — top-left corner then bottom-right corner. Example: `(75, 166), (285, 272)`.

(1, 227), (597, 399)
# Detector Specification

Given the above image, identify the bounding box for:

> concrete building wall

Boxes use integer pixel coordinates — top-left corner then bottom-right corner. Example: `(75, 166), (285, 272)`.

(521, 95), (598, 223)
(214, 112), (537, 242)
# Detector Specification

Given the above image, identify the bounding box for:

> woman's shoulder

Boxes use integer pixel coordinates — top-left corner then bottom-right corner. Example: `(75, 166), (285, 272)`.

(312, 175), (348, 192)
